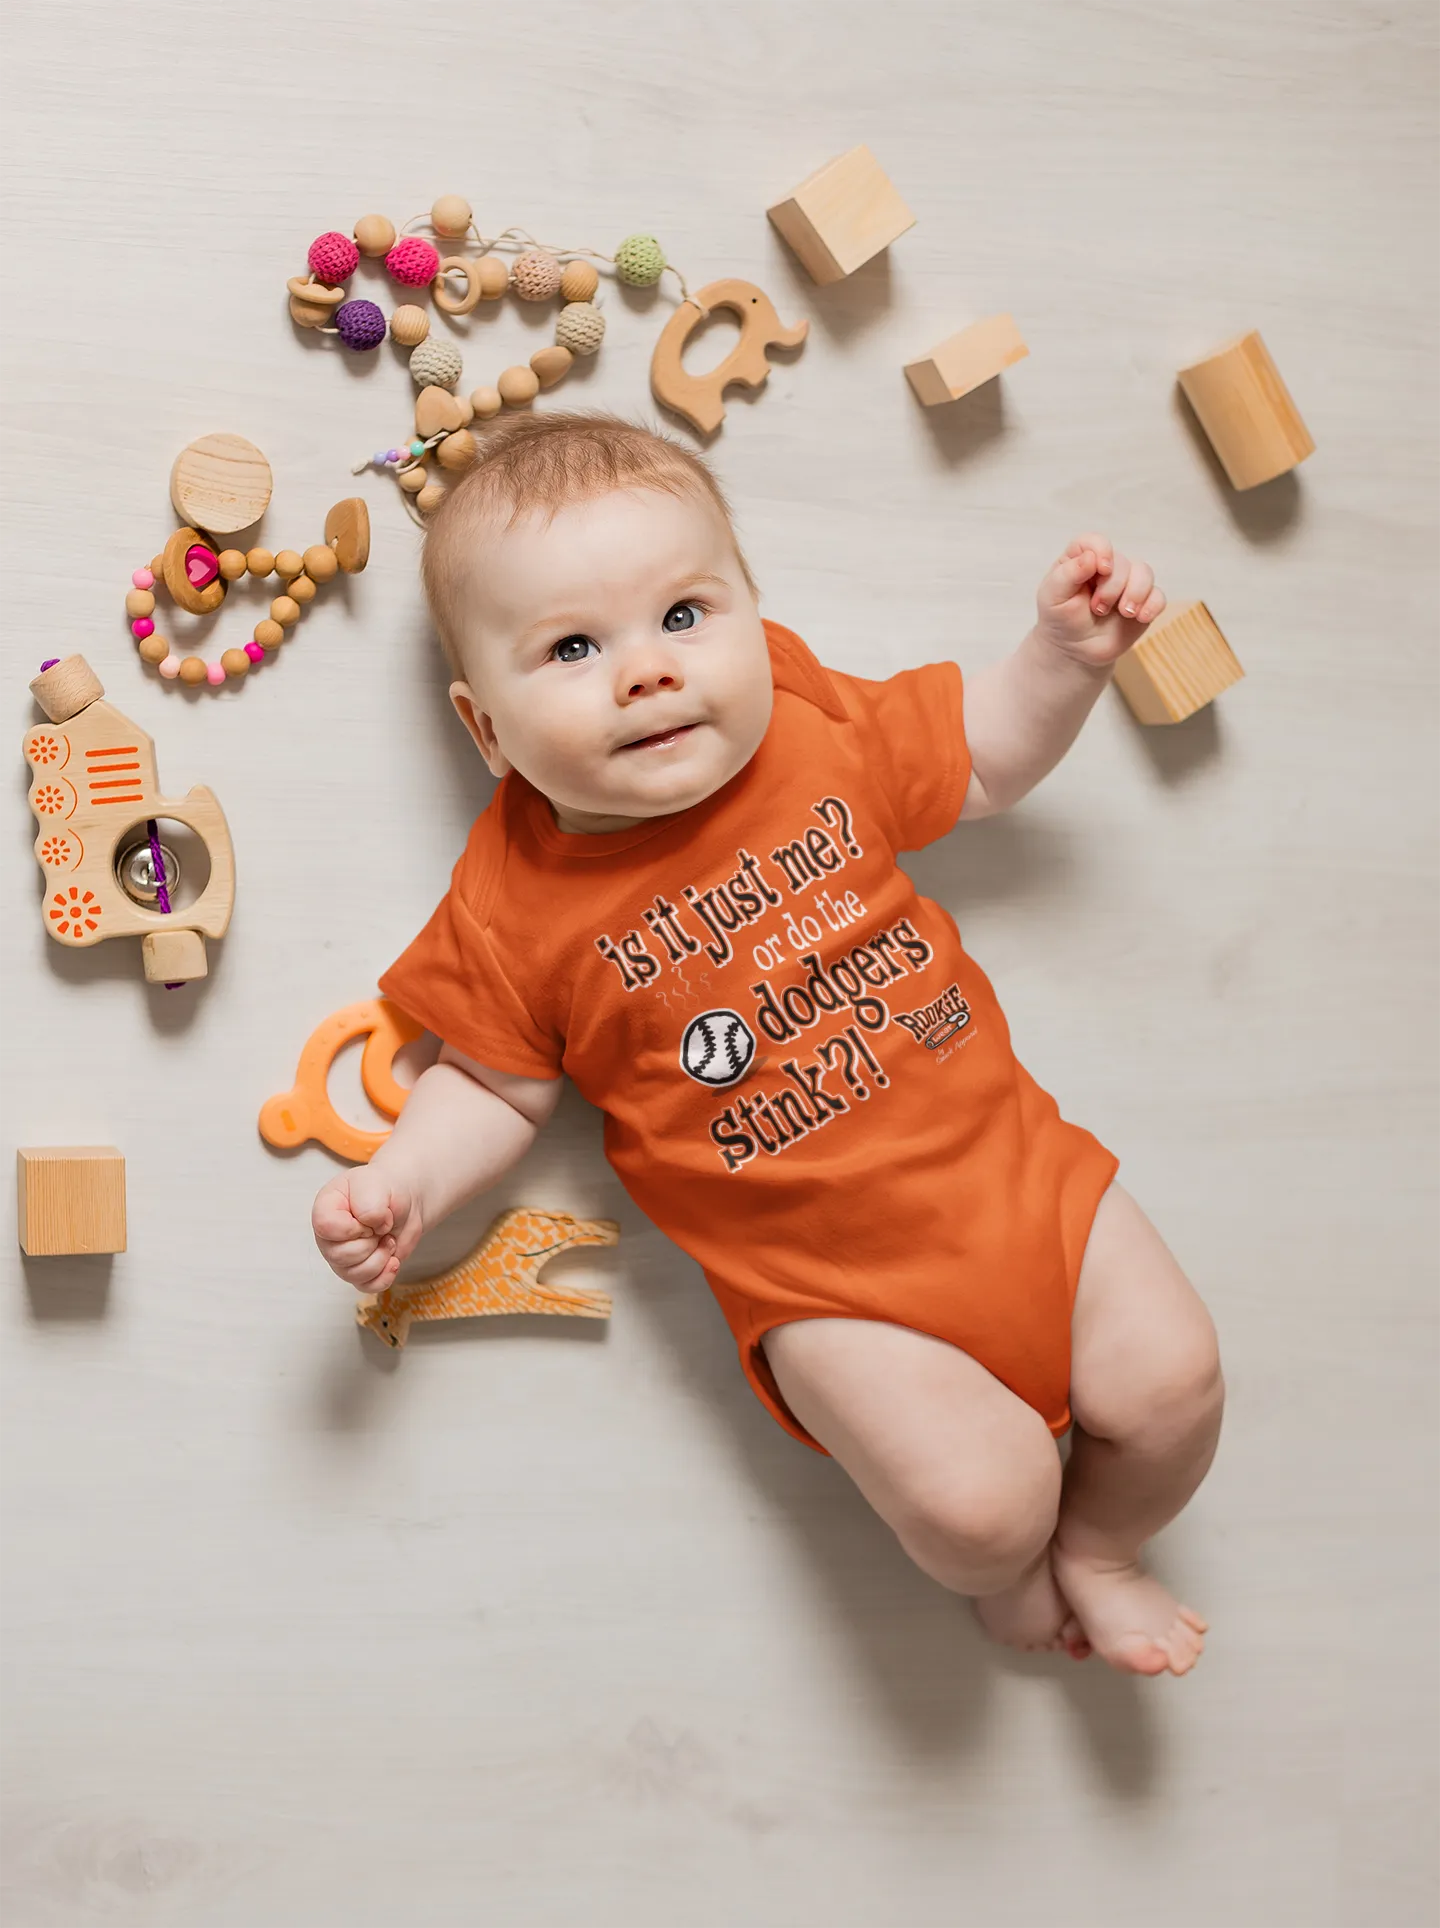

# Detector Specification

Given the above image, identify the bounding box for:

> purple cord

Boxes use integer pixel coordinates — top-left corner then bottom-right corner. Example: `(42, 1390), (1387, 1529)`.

(39, 658), (59, 671)
(146, 818), (182, 989)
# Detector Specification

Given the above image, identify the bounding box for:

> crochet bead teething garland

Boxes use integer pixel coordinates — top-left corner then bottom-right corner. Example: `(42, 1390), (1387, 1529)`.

(126, 434), (370, 689)
(287, 195), (691, 519)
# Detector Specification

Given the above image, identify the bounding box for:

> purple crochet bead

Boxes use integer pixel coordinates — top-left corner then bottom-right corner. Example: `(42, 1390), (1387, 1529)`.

(333, 299), (386, 351)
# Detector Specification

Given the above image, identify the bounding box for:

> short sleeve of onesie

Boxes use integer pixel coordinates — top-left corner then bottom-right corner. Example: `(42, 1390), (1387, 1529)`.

(378, 833), (563, 1080)
(827, 658), (971, 850)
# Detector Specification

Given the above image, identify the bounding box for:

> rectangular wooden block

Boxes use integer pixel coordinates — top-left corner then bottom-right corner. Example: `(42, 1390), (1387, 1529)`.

(904, 315), (1029, 406)
(17, 1146), (127, 1256)
(1113, 601), (1244, 725)
(767, 145), (915, 284)
(1177, 330), (1315, 491)
(142, 927), (208, 983)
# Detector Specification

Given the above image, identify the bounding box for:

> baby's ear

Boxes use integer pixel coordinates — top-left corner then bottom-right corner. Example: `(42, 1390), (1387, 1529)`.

(450, 682), (511, 779)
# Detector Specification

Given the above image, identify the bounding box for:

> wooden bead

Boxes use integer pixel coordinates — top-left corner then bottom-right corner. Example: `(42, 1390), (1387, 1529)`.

(416, 483), (447, 514)
(302, 544), (339, 583)
(125, 588), (155, 620)
(274, 550), (303, 579)
(456, 392), (475, 425)
(431, 195), (473, 237)
(221, 648), (251, 678)
(290, 294), (334, 330)
(498, 365), (540, 406)
(399, 465), (429, 494)
(470, 386), (503, 420)
(138, 633), (169, 665)
(178, 656), (208, 686)
(246, 548), (274, 577)
(270, 595), (300, 627)
(435, 429), (477, 472)
(253, 619), (284, 648)
(530, 344), (574, 389)
(324, 498), (371, 573)
(354, 214), (396, 257)
(150, 555), (164, 578)
(560, 260), (599, 303)
(415, 385), (466, 438)
(390, 304), (430, 347)
(433, 257), (482, 317)
(288, 572), (317, 603)
(218, 550), (248, 580)
(476, 255), (510, 299)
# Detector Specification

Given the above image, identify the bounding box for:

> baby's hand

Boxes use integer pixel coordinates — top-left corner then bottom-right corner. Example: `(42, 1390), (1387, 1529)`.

(1035, 535), (1166, 668)
(312, 1165), (423, 1294)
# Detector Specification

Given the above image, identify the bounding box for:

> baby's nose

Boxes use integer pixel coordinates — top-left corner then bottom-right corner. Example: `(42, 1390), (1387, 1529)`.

(620, 651), (685, 699)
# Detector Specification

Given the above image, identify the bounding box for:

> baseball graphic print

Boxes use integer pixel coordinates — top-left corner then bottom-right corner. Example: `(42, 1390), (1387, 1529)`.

(680, 1008), (757, 1087)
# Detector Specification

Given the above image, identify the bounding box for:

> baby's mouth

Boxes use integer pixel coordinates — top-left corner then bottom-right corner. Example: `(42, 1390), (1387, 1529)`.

(616, 721), (699, 753)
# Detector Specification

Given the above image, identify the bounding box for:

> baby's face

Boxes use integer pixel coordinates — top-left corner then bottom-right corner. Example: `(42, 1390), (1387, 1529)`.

(449, 488), (773, 833)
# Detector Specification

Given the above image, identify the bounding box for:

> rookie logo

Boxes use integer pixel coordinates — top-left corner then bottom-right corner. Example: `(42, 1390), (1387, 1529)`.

(893, 981), (971, 1051)
(680, 1008), (757, 1087)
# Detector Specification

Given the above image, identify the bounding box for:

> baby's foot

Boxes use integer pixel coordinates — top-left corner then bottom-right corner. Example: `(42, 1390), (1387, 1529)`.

(974, 1551), (1092, 1658)
(1052, 1546), (1207, 1677)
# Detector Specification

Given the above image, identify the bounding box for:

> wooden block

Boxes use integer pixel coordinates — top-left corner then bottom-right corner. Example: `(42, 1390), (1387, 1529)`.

(1177, 331), (1315, 491)
(17, 1147), (126, 1256)
(169, 433), (274, 536)
(1113, 601), (1244, 725)
(904, 315), (1029, 407)
(767, 144), (915, 285)
(141, 928), (207, 983)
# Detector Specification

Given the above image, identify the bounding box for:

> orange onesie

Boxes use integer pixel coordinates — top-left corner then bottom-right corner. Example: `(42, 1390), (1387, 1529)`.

(379, 622), (1119, 1454)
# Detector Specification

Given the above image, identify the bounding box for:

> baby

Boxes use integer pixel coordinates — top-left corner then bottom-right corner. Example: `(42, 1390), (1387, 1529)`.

(313, 414), (1223, 1677)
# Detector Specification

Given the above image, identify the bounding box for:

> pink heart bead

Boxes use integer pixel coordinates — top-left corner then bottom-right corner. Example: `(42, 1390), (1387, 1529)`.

(185, 544), (220, 589)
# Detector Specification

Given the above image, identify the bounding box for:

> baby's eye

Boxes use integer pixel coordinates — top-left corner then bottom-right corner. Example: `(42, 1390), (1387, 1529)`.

(551, 634), (596, 664)
(662, 601), (704, 634)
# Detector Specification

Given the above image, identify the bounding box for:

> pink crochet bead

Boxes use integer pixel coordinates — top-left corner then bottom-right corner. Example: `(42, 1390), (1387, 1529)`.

(308, 230), (360, 285)
(158, 654), (182, 679)
(244, 640), (265, 663)
(386, 235), (440, 286)
(132, 567), (154, 590)
(132, 617), (154, 639)
(206, 661), (227, 686)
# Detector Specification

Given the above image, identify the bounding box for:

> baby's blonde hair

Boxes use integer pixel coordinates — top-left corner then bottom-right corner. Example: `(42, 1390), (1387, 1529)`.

(420, 411), (758, 673)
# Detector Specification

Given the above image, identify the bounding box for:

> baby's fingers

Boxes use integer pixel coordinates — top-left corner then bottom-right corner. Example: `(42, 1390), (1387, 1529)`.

(344, 1245), (400, 1292)
(1114, 560), (1155, 622)
(312, 1184), (366, 1243)
(1040, 548), (1099, 607)
(324, 1232), (397, 1271)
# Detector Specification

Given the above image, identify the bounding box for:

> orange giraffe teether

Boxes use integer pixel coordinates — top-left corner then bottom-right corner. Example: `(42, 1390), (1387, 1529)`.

(258, 996), (423, 1162)
(649, 278), (808, 437)
(356, 1208), (619, 1347)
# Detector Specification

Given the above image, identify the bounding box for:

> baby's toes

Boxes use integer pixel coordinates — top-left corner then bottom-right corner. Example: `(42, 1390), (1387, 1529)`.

(1179, 1606), (1209, 1635)
(1163, 1619), (1206, 1676)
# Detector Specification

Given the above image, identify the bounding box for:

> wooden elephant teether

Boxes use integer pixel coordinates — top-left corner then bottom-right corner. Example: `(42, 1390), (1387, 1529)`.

(356, 1208), (618, 1347)
(25, 655), (235, 985)
(258, 996), (424, 1162)
(649, 278), (808, 436)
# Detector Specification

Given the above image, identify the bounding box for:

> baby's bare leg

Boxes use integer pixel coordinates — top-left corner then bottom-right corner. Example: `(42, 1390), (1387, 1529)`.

(1052, 1183), (1224, 1677)
(761, 1319), (1076, 1651)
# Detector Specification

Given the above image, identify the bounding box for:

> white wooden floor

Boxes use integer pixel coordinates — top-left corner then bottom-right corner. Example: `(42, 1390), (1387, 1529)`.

(2, 2), (1436, 1923)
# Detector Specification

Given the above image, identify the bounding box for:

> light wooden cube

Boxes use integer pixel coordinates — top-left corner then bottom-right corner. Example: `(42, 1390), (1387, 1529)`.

(142, 928), (208, 984)
(1113, 601), (1244, 726)
(904, 315), (1029, 406)
(767, 145), (915, 285)
(1177, 331), (1315, 490)
(17, 1147), (127, 1256)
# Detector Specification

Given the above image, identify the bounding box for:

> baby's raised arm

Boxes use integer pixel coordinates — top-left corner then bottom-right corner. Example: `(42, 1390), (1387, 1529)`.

(960, 535), (1165, 819)
(311, 1047), (561, 1293)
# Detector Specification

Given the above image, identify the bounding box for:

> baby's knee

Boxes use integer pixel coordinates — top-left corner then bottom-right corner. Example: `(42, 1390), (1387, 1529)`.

(1110, 1316), (1225, 1451)
(896, 1436), (1061, 1594)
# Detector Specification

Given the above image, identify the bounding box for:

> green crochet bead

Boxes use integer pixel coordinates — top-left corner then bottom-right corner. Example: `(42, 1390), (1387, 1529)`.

(614, 233), (666, 288)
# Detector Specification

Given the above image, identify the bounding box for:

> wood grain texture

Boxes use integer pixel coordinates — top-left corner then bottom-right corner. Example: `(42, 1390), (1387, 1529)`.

(1178, 330), (1316, 489)
(1, 3), (1436, 1925)
(903, 313), (1030, 405)
(16, 1146), (127, 1256)
(1112, 599), (1245, 724)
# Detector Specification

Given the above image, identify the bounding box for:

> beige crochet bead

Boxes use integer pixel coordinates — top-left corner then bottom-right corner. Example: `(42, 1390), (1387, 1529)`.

(302, 544), (339, 583)
(555, 301), (605, 356)
(399, 465), (429, 494)
(390, 305), (430, 347)
(497, 364), (540, 406)
(221, 648), (251, 678)
(560, 260), (599, 303)
(530, 344), (574, 389)
(354, 214), (396, 257)
(510, 249), (562, 302)
(476, 255), (510, 299)
(435, 430), (477, 472)
(416, 483), (447, 514)
(470, 386), (503, 419)
(430, 195), (472, 238)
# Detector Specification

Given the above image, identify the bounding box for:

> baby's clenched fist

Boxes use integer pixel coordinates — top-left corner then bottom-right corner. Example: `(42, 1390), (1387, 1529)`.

(312, 1165), (423, 1292)
(1035, 534), (1165, 668)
